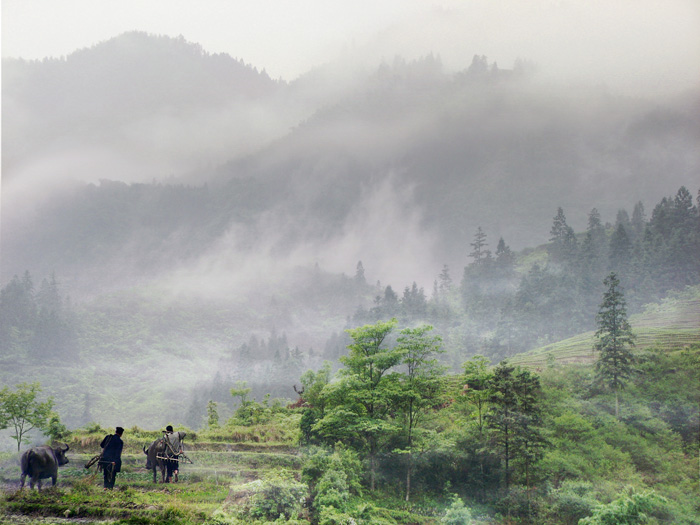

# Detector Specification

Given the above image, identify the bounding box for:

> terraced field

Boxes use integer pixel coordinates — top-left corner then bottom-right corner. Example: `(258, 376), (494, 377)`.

(510, 289), (700, 368)
(0, 434), (305, 523)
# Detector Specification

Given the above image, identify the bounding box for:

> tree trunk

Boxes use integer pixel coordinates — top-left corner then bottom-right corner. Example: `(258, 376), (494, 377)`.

(405, 452), (412, 502)
(504, 434), (510, 490)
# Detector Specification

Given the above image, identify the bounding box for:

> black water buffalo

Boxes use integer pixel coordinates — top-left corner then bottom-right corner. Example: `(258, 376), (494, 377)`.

(143, 432), (187, 483)
(143, 438), (167, 483)
(20, 444), (70, 490)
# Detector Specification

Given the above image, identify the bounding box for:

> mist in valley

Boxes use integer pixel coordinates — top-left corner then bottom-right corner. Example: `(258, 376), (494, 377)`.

(1, 1), (699, 431)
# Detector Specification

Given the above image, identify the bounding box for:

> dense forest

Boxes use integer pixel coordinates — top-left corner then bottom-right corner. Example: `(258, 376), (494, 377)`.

(1, 184), (698, 428)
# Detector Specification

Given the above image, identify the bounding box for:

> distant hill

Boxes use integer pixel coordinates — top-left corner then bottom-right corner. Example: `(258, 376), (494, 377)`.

(2, 32), (699, 292)
(1, 31), (294, 183)
(509, 286), (700, 368)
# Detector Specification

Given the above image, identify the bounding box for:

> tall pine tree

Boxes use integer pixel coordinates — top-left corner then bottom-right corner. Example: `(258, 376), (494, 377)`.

(594, 272), (635, 418)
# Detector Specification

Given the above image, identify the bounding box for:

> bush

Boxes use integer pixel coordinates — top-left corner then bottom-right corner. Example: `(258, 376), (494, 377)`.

(245, 470), (308, 521)
(441, 494), (472, 525)
(318, 506), (358, 525)
(549, 482), (597, 525)
(302, 445), (363, 497)
(579, 487), (667, 525)
(314, 469), (350, 513)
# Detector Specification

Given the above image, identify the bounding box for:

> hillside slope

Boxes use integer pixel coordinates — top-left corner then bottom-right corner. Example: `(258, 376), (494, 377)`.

(509, 286), (700, 368)
(3, 33), (699, 291)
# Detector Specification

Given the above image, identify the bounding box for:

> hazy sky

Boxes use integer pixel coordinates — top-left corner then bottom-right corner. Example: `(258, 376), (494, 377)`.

(3, 0), (700, 94)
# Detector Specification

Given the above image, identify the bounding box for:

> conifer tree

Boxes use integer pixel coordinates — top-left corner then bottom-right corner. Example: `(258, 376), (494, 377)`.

(438, 264), (453, 295)
(354, 260), (366, 285)
(469, 226), (490, 266)
(594, 273), (635, 418)
(549, 207), (577, 264)
(485, 362), (545, 490)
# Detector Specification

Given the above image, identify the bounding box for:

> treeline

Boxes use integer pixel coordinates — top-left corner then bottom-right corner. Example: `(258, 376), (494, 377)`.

(194, 315), (699, 523)
(353, 186), (700, 362)
(0, 272), (75, 360)
(288, 322), (699, 523)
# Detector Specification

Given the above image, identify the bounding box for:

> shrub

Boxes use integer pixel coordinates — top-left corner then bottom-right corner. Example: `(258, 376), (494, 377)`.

(302, 445), (363, 497)
(314, 469), (350, 513)
(441, 494), (472, 525)
(549, 482), (597, 525)
(579, 487), (667, 525)
(245, 470), (308, 521)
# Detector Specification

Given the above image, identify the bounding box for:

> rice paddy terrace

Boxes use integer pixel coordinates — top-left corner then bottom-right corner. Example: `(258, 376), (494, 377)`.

(0, 426), (305, 524)
(509, 286), (700, 368)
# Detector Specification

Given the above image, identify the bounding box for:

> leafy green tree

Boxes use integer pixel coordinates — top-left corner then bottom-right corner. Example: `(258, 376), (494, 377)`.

(45, 411), (70, 442)
(0, 382), (54, 451)
(245, 469), (307, 521)
(595, 273), (635, 419)
(462, 355), (493, 434)
(206, 400), (219, 428)
(486, 363), (545, 490)
(395, 324), (445, 501)
(230, 381), (252, 407)
(299, 362), (333, 445)
(579, 488), (667, 525)
(314, 319), (403, 491)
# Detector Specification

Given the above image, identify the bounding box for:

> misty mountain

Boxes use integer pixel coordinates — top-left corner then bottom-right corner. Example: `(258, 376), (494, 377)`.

(2, 32), (297, 182)
(2, 32), (699, 294)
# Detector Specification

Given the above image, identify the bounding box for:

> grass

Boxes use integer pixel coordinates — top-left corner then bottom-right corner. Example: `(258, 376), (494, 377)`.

(0, 449), (266, 524)
(0, 417), (307, 522)
(509, 287), (700, 368)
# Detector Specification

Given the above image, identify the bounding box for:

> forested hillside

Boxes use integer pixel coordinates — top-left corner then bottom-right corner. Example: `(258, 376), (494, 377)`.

(3, 34), (699, 291)
(1, 184), (698, 428)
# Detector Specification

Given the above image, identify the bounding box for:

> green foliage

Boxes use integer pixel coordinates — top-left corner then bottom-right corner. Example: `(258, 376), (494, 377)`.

(228, 385), (283, 426)
(206, 400), (220, 428)
(461, 355), (493, 433)
(440, 494), (473, 524)
(595, 273), (636, 418)
(0, 382), (54, 451)
(314, 469), (350, 512)
(578, 488), (667, 525)
(45, 411), (71, 442)
(485, 362), (547, 490)
(302, 445), (363, 498)
(314, 319), (404, 490)
(548, 481), (597, 525)
(242, 470), (308, 521)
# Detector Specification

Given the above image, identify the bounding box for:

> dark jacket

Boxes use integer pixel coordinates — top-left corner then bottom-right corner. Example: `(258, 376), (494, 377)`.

(100, 434), (124, 472)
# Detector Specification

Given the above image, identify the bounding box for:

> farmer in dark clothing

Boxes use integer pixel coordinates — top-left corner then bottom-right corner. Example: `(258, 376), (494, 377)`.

(100, 426), (124, 489)
(164, 425), (184, 483)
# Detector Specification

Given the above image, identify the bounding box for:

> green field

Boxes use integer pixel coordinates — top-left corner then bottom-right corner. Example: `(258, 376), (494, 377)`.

(509, 288), (700, 368)
(0, 430), (307, 524)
